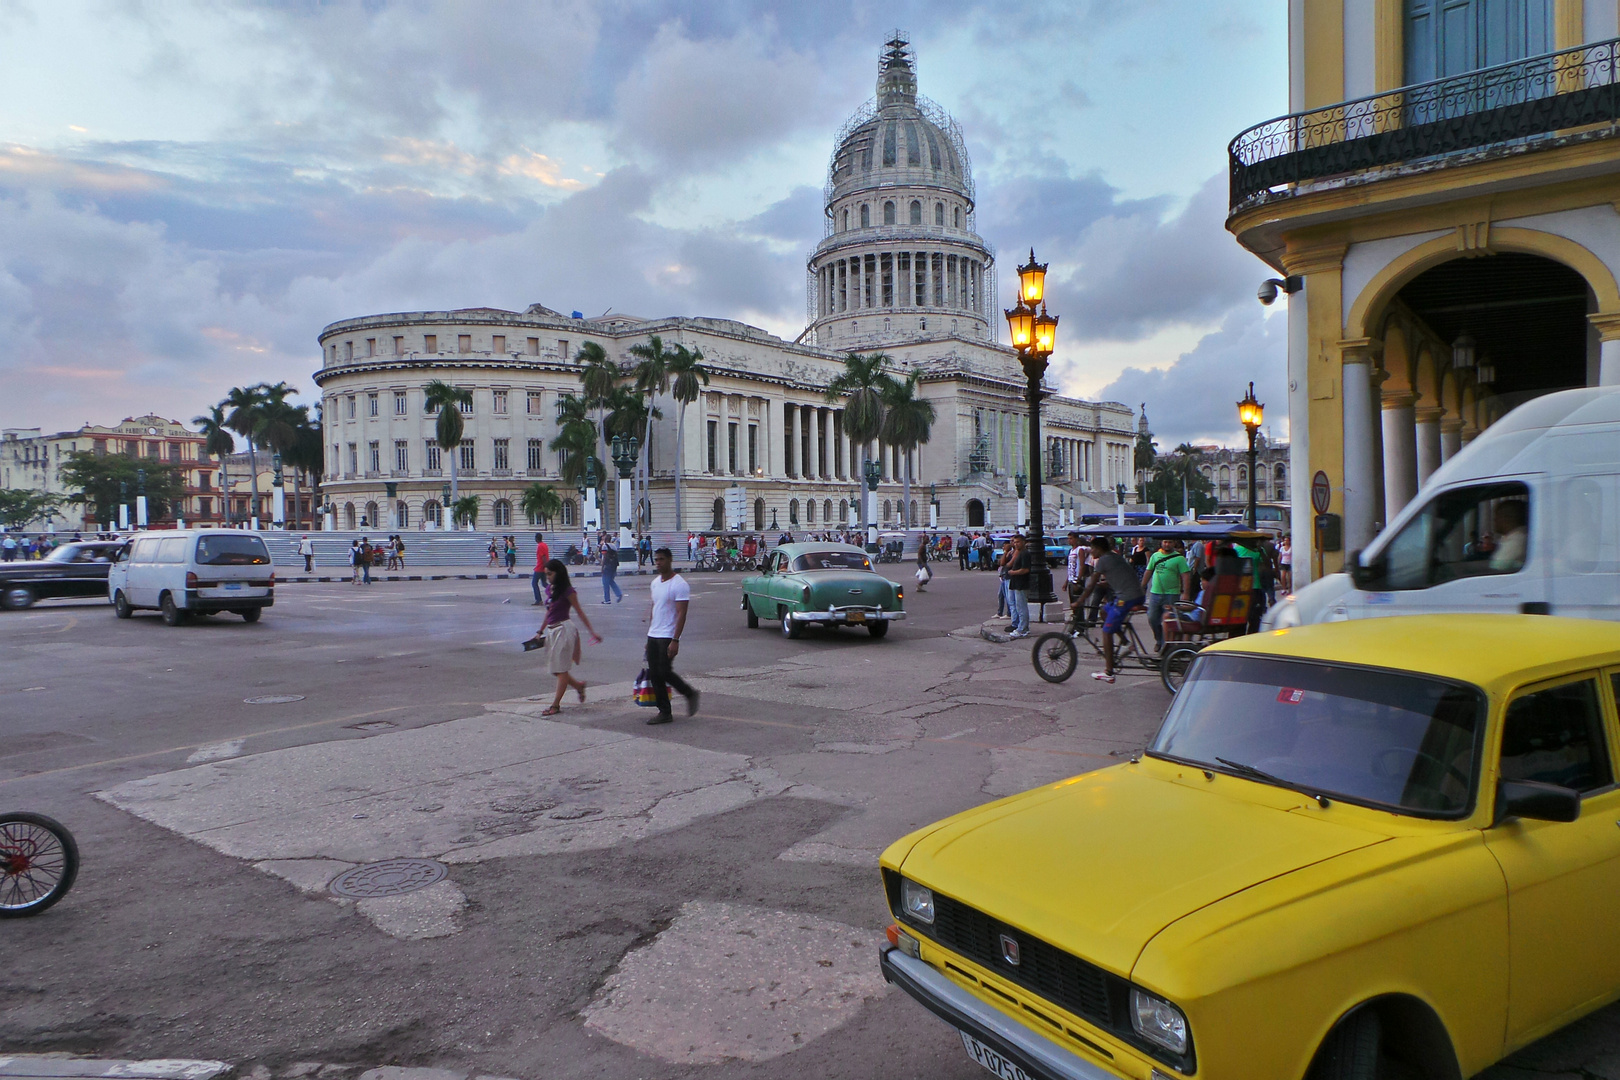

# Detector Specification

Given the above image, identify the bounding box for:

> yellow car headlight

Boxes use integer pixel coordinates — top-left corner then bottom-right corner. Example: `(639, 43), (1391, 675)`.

(901, 878), (934, 924)
(1131, 988), (1189, 1056)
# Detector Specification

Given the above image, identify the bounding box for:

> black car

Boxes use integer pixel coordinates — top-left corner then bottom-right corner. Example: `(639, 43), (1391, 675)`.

(0, 542), (125, 610)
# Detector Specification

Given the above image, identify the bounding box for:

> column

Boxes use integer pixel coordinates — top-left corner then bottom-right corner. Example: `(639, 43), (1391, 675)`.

(1286, 274), (1313, 587)
(1381, 390), (1418, 523)
(1414, 405), (1443, 487)
(788, 401), (800, 478)
(808, 404), (821, 480)
(1439, 418), (1463, 463)
(1341, 340), (1381, 553)
(1592, 314), (1620, 384)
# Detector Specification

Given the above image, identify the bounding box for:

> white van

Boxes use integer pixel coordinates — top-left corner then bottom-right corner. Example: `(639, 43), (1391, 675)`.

(108, 529), (275, 625)
(1270, 385), (1620, 629)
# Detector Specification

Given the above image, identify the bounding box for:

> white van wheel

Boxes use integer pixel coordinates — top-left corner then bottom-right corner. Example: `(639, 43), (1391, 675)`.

(113, 591), (133, 619)
(159, 592), (187, 626)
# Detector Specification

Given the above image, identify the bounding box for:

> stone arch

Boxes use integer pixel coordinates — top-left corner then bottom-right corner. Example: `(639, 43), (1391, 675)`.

(965, 499), (985, 526)
(1345, 227), (1620, 343)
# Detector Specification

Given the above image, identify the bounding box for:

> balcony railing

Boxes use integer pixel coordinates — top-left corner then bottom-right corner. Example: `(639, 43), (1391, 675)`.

(1230, 37), (1620, 210)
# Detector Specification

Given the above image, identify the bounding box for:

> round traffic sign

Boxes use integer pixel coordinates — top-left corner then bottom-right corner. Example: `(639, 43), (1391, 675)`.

(1311, 470), (1331, 515)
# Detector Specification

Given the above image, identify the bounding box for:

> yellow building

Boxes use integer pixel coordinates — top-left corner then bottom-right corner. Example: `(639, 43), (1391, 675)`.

(1228, 0), (1620, 584)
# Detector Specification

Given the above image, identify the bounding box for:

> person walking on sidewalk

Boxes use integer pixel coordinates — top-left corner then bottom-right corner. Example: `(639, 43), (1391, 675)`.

(601, 538), (624, 603)
(531, 532), (551, 606)
(1005, 534), (1032, 637)
(298, 535), (314, 573)
(644, 547), (698, 725)
(536, 560), (601, 716)
(358, 537), (373, 584)
(349, 539), (362, 584)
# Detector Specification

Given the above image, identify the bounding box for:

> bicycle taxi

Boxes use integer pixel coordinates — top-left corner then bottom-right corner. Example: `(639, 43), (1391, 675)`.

(1030, 522), (1268, 693)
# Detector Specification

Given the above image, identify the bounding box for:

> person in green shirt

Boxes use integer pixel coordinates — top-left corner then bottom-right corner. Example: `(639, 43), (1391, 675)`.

(1142, 538), (1193, 653)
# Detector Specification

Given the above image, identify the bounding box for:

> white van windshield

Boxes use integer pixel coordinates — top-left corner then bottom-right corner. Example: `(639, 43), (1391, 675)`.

(195, 535), (271, 566)
(1376, 481), (1529, 590)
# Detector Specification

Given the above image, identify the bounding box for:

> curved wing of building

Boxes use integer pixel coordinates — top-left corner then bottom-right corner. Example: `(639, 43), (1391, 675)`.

(312, 37), (1138, 537)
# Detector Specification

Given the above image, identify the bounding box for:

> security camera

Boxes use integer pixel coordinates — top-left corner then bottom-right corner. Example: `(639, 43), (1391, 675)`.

(1257, 276), (1303, 306)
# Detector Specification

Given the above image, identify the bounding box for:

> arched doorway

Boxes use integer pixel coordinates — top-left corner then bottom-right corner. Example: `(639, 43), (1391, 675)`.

(493, 499), (512, 526)
(343, 502), (356, 530)
(965, 498), (985, 526)
(422, 500), (442, 527)
(754, 498), (765, 529)
(363, 500), (378, 528)
(711, 498), (725, 530)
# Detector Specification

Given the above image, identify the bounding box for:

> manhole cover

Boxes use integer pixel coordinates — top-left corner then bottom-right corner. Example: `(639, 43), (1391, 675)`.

(329, 859), (448, 898)
(244, 694), (305, 705)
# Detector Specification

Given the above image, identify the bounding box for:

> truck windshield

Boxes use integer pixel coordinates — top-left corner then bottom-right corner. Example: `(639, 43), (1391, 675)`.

(195, 535), (271, 566)
(1151, 653), (1484, 817)
(792, 551), (872, 571)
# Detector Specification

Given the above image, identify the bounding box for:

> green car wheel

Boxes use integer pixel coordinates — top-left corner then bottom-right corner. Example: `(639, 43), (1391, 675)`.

(780, 610), (802, 639)
(745, 597), (759, 628)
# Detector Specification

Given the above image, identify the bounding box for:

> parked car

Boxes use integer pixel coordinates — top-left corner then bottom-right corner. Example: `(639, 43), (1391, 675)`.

(739, 542), (904, 638)
(108, 529), (274, 625)
(1271, 384), (1620, 629)
(0, 541), (125, 610)
(880, 614), (1620, 1080)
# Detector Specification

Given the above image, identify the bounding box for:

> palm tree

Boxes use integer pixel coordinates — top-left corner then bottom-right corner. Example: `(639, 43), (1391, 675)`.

(281, 404), (323, 529)
(423, 379), (474, 515)
(451, 494), (481, 529)
(577, 341), (621, 475)
(628, 335), (675, 530)
(665, 344), (710, 530)
(192, 405), (235, 524)
(222, 383), (268, 519)
(826, 352), (896, 532)
(550, 395), (601, 489)
(881, 368), (937, 529)
(254, 387), (302, 525)
(520, 483), (562, 527)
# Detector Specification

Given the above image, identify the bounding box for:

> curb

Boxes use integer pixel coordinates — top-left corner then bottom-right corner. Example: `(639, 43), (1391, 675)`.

(0, 1058), (230, 1080)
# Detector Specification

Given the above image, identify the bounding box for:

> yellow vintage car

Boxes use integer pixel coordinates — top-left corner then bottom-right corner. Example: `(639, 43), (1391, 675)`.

(880, 615), (1620, 1080)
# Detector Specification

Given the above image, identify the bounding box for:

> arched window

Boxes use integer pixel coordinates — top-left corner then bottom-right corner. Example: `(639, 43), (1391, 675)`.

(883, 499), (892, 521)
(966, 498), (985, 526)
(909, 500), (918, 526)
(883, 201), (896, 225)
(934, 202), (944, 226)
(344, 502), (356, 530)
(789, 498), (800, 524)
(561, 499), (576, 526)
(954, 206), (962, 228)
(860, 204), (870, 228)
(806, 499), (816, 523)
(842, 209), (849, 231)
(1274, 464), (1287, 495)
(422, 500), (441, 526)
(1238, 465), (1248, 484)
(909, 200), (922, 225)
(823, 499), (832, 522)
(363, 501), (378, 528)
(711, 498), (725, 530)
(838, 500), (848, 523)
(754, 497), (765, 530)
(919, 317), (926, 330)
(395, 500), (408, 528)
(493, 499), (512, 526)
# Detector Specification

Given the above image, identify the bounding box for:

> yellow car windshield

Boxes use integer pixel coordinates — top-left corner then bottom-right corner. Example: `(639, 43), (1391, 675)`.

(1152, 654), (1484, 817)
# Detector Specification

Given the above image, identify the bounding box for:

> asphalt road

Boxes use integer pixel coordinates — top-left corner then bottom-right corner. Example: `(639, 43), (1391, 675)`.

(1, 569), (1617, 1080)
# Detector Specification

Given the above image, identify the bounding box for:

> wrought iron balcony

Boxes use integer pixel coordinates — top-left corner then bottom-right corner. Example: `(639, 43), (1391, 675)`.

(1230, 37), (1620, 211)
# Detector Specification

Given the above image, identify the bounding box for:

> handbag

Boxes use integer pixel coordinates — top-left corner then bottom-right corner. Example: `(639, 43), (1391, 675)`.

(632, 668), (658, 707)
(522, 630), (547, 651)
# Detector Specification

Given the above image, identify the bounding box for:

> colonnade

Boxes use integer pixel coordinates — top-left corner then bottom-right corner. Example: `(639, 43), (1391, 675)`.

(1045, 436), (1095, 486)
(814, 250), (983, 316)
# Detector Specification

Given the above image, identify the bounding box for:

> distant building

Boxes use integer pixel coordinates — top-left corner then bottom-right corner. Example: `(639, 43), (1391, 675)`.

(0, 415), (218, 530)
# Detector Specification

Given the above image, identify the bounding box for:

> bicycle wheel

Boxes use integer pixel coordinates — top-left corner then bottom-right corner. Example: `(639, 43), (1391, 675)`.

(1032, 632), (1078, 684)
(0, 812), (79, 917)
(1160, 646), (1199, 696)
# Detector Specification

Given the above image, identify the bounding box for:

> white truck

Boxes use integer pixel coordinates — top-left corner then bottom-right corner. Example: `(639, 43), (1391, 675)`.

(1269, 385), (1620, 628)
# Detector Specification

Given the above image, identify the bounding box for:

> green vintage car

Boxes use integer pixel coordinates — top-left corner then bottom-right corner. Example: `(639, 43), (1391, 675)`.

(740, 543), (906, 639)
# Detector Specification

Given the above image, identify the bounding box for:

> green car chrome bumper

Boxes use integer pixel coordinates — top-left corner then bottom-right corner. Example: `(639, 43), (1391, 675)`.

(786, 608), (905, 623)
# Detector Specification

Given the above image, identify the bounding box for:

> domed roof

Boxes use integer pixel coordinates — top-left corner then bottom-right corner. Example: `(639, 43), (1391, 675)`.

(825, 36), (974, 204)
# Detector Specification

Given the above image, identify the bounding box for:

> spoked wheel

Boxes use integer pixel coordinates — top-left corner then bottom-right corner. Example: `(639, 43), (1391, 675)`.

(0, 812), (79, 917)
(1032, 632), (1078, 684)
(1160, 645), (1199, 695)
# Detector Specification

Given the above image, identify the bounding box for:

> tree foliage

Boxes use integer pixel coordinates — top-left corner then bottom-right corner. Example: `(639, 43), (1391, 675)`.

(0, 489), (63, 529)
(1144, 444), (1219, 517)
(520, 483), (562, 526)
(59, 451), (185, 524)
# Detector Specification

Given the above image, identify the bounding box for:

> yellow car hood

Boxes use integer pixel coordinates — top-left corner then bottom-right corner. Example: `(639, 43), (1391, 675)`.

(897, 761), (1392, 977)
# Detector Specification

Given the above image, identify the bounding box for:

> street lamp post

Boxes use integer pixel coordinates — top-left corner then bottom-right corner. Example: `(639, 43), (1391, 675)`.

(1238, 381), (1265, 530)
(610, 434), (639, 550)
(1004, 249), (1060, 607)
(862, 459), (881, 552)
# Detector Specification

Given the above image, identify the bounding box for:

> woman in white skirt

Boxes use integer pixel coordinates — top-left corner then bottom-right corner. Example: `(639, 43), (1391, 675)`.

(537, 560), (601, 715)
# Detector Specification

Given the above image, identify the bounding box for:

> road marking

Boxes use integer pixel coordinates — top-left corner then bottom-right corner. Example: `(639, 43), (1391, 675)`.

(940, 727), (976, 740)
(187, 739), (245, 764)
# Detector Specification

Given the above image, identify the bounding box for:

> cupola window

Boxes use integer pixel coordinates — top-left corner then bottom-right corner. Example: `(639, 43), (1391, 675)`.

(861, 204), (870, 228)
(954, 206), (962, 228)
(883, 201), (896, 225)
(910, 200), (922, 225)
(934, 203), (944, 226)
(905, 122), (921, 165)
(842, 209), (849, 231)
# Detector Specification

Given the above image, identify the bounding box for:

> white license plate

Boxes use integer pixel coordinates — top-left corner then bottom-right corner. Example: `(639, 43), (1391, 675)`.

(222, 582), (243, 591)
(959, 1031), (1033, 1080)
(847, 610), (866, 623)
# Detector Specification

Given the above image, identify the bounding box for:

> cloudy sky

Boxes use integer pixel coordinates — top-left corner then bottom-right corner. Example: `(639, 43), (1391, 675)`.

(0, 1), (1288, 449)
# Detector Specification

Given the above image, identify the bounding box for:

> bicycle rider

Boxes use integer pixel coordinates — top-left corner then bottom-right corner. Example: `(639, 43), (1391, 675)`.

(1073, 536), (1145, 684)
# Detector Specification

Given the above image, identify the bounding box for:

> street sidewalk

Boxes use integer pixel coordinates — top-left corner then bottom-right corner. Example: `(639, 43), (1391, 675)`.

(0, 1058), (515, 1080)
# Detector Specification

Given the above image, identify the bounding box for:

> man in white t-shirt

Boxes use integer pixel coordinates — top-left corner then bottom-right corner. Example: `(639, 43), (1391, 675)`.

(645, 547), (698, 724)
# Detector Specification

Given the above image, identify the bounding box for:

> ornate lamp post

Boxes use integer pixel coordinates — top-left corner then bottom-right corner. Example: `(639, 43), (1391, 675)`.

(1004, 249), (1059, 603)
(861, 459), (881, 552)
(610, 434), (639, 548)
(1238, 381), (1265, 529)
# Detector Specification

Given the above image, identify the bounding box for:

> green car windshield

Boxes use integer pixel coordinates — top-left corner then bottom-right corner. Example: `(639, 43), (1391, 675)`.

(1151, 653), (1484, 817)
(791, 551), (872, 572)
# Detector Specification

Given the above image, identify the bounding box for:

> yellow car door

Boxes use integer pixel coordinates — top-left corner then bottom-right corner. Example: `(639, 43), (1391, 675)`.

(1483, 671), (1620, 1050)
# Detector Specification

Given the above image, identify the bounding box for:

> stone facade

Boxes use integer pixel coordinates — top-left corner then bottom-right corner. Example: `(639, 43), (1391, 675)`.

(311, 39), (1137, 535)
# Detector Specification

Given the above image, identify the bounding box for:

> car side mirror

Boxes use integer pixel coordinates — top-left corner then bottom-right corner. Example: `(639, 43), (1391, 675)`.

(1494, 779), (1581, 825)
(1347, 548), (1386, 588)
